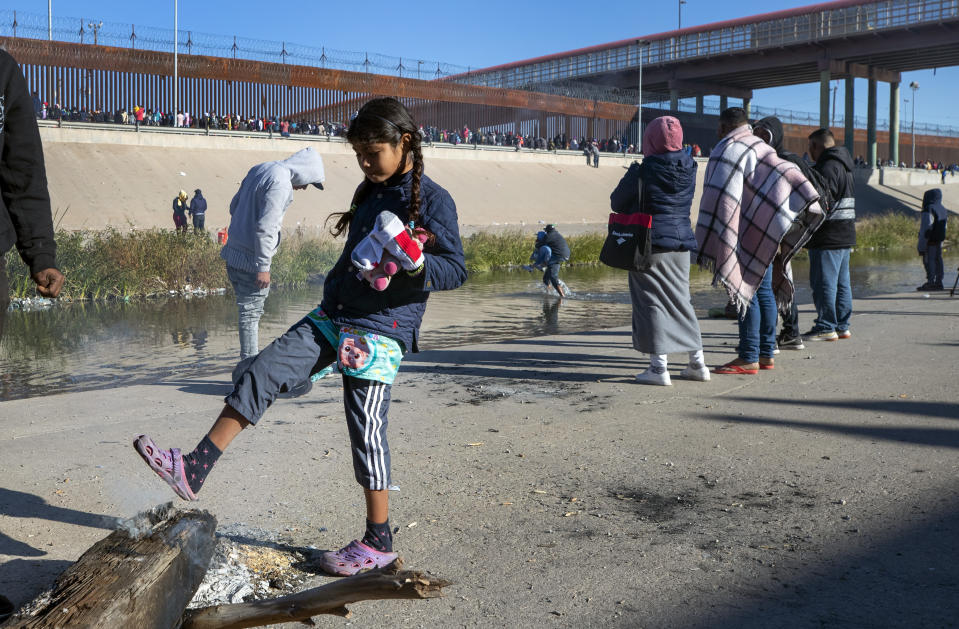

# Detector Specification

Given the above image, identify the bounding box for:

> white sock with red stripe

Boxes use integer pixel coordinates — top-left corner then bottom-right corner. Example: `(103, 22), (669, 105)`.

(350, 211), (403, 271)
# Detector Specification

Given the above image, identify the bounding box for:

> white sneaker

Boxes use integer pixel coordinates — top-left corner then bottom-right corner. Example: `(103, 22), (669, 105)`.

(635, 368), (671, 386)
(680, 364), (711, 382)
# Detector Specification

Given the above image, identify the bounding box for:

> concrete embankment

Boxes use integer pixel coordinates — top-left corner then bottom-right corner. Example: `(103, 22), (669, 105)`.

(40, 125), (633, 235)
(0, 291), (956, 626)
(40, 124), (959, 236)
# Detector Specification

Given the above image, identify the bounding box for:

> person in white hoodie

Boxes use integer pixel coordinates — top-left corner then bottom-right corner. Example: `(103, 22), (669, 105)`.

(221, 147), (325, 362)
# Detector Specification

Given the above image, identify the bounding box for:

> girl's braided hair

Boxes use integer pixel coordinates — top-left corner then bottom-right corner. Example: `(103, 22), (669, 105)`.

(327, 97), (425, 238)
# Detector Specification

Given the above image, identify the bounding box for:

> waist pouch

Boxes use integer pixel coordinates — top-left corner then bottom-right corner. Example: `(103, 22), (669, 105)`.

(306, 307), (403, 384)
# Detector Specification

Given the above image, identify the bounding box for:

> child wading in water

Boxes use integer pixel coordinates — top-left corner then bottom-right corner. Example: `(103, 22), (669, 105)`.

(134, 97), (467, 575)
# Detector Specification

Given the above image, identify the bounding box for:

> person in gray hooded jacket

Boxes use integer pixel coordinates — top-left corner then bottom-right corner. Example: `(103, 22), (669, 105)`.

(917, 188), (948, 291)
(220, 147), (325, 361)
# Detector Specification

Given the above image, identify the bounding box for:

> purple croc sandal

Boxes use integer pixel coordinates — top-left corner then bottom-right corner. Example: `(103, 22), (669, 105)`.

(133, 434), (198, 501)
(318, 540), (398, 576)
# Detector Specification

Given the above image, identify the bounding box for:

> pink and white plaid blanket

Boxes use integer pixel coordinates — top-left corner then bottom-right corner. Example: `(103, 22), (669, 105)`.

(696, 126), (824, 315)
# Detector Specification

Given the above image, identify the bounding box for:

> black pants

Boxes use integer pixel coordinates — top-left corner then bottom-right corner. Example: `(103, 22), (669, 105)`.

(780, 300), (800, 338)
(192, 214), (206, 231)
(0, 255), (9, 340)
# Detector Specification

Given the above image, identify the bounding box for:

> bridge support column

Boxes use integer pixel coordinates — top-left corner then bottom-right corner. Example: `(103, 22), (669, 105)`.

(695, 94), (704, 115)
(844, 76), (855, 154)
(819, 70), (831, 129)
(743, 97), (751, 119)
(889, 81), (900, 167)
(719, 95), (728, 112)
(867, 76), (878, 167)
(669, 89), (679, 112)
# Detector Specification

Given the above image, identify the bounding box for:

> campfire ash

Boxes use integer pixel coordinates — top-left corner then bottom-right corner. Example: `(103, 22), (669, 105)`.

(188, 536), (314, 608)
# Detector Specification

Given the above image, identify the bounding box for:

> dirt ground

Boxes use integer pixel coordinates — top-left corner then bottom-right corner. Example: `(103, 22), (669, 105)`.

(1, 292), (957, 628)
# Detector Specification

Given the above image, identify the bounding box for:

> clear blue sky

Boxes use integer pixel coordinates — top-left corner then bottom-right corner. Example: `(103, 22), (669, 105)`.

(8, 0), (959, 127)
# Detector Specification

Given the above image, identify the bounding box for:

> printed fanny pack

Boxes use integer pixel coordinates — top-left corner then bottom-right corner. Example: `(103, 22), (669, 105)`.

(306, 307), (403, 384)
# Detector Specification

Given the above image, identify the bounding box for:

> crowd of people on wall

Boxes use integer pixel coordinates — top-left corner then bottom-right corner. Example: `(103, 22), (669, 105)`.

(417, 125), (635, 154)
(855, 155), (959, 174)
(31, 91), (347, 137)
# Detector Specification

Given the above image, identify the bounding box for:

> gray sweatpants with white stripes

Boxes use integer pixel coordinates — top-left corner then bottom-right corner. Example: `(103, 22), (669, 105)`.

(226, 317), (393, 491)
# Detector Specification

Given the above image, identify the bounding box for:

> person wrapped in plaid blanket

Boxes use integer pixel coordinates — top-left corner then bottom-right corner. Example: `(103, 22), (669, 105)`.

(696, 108), (823, 374)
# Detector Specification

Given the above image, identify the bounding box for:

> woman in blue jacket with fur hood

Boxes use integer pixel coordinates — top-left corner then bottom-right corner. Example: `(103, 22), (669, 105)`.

(135, 98), (466, 576)
(610, 116), (709, 386)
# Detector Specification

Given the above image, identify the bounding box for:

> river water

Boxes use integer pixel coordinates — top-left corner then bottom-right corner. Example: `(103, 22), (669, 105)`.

(0, 249), (954, 401)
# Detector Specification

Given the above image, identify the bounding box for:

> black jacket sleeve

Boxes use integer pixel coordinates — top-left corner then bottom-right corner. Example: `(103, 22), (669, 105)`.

(0, 51), (56, 273)
(610, 162), (641, 213)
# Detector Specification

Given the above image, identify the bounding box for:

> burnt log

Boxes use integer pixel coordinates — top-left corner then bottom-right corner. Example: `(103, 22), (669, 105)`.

(181, 558), (451, 629)
(3, 504), (216, 629)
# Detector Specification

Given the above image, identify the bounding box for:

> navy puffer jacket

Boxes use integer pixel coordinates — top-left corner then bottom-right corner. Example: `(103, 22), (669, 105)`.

(321, 170), (467, 353)
(609, 151), (698, 252)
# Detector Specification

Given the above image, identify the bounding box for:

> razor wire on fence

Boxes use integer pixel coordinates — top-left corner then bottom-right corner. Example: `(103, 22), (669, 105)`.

(0, 9), (469, 77)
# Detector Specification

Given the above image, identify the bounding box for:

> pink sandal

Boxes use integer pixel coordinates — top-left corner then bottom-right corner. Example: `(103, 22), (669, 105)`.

(133, 434), (197, 501)
(318, 540), (398, 576)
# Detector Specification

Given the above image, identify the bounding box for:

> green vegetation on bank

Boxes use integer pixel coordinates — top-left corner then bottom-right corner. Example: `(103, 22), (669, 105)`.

(2, 213), (935, 301)
(4, 228), (340, 301)
(462, 230), (605, 272)
(854, 213), (925, 250)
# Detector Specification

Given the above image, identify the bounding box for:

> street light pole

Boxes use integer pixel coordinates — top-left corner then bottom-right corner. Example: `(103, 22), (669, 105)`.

(637, 40), (649, 156)
(174, 0), (178, 122)
(678, 0), (687, 29)
(88, 21), (102, 45)
(910, 81), (919, 168)
(48, 0), (52, 40)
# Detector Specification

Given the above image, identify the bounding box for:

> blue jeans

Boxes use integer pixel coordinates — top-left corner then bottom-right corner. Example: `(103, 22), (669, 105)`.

(737, 265), (777, 362)
(227, 266), (271, 360)
(808, 248), (852, 332)
(531, 245), (552, 268)
(923, 243), (944, 285)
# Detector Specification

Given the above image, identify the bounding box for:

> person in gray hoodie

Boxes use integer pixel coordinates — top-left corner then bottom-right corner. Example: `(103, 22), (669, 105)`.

(917, 188), (948, 290)
(220, 147), (325, 361)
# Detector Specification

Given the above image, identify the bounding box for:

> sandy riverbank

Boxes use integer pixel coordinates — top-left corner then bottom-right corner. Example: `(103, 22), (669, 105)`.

(1, 291), (957, 627)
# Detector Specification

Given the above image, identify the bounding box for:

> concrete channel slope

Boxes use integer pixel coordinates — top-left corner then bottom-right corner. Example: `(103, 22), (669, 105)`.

(0, 292), (956, 627)
(39, 124), (958, 237)
(40, 125), (631, 235)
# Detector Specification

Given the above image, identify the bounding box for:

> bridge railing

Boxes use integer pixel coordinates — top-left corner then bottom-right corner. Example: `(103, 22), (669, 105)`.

(461, 0), (959, 88)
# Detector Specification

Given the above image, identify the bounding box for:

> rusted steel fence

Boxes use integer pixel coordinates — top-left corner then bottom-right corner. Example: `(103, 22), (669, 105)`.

(1, 36), (637, 142)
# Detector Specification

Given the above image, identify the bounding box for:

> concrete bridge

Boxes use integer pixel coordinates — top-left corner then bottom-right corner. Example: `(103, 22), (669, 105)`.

(459, 0), (959, 165)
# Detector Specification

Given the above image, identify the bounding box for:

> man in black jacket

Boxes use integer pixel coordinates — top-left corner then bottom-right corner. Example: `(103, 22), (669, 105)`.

(527, 224), (570, 297)
(805, 128), (856, 342)
(752, 116), (832, 351)
(0, 48), (63, 618)
(189, 188), (207, 232)
(0, 50), (63, 338)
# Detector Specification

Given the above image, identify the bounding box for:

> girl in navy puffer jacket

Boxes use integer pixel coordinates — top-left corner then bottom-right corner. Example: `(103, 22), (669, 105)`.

(135, 98), (466, 576)
(610, 116), (709, 386)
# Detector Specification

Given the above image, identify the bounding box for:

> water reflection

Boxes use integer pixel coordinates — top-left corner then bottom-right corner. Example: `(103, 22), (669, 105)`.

(0, 249), (954, 401)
